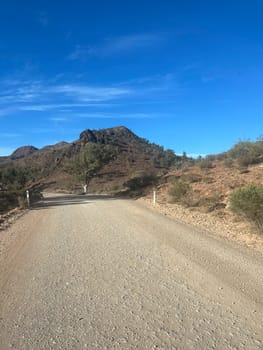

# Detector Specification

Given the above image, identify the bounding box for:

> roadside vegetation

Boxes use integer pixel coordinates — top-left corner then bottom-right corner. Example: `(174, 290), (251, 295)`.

(166, 137), (263, 234)
(230, 184), (263, 234)
(0, 165), (42, 213)
(124, 171), (158, 196)
(195, 138), (263, 169)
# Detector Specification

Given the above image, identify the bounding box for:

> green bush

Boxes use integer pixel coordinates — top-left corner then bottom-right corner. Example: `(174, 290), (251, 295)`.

(125, 173), (157, 192)
(198, 158), (213, 171)
(169, 181), (191, 203)
(0, 166), (28, 190)
(0, 189), (42, 213)
(228, 141), (263, 167)
(229, 184), (263, 233)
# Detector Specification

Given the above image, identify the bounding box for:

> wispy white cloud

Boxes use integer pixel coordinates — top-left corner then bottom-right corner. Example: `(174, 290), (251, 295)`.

(0, 72), (179, 118)
(0, 80), (42, 103)
(68, 33), (163, 60)
(50, 112), (158, 120)
(50, 84), (130, 102)
(19, 102), (113, 112)
(0, 80), (132, 112)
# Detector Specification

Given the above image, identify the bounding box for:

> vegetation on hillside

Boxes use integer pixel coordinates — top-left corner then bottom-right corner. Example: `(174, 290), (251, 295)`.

(196, 138), (263, 169)
(65, 143), (118, 190)
(124, 171), (157, 195)
(226, 139), (263, 167)
(168, 180), (191, 204)
(165, 136), (263, 235)
(230, 184), (263, 233)
(0, 166), (41, 213)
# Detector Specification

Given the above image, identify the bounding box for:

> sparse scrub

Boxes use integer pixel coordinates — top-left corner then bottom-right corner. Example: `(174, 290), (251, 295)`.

(198, 194), (224, 212)
(224, 157), (234, 168)
(198, 158), (213, 171)
(168, 180), (191, 204)
(228, 141), (263, 167)
(203, 176), (214, 184)
(0, 188), (42, 213)
(125, 172), (157, 192)
(181, 173), (202, 183)
(229, 184), (263, 233)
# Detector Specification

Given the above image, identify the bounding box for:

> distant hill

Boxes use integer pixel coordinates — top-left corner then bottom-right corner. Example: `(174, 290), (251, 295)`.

(10, 146), (39, 160)
(0, 126), (182, 194)
(1, 128), (262, 237)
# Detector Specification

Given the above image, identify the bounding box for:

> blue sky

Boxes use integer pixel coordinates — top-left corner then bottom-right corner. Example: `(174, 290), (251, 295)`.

(0, 0), (262, 156)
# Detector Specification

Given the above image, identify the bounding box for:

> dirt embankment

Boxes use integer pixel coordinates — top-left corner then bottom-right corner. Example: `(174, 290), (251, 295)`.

(0, 208), (26, 231)
(137, 161), (263, 252)
(138, 195), (263, 253)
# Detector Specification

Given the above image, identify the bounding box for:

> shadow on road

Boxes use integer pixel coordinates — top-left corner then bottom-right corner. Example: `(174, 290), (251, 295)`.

(32, 194), (116, 210)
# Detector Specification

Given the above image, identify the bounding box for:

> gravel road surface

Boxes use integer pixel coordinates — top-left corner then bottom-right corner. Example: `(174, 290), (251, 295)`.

(0, 194), (262, 349)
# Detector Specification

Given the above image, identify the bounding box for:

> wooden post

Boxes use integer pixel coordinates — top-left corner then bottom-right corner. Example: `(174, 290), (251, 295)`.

(153, 190), (156, 206)
(26, 190), (30, 208)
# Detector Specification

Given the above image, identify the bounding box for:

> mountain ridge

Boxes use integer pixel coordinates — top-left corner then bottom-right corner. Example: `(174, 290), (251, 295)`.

(0, 126), (180, 193)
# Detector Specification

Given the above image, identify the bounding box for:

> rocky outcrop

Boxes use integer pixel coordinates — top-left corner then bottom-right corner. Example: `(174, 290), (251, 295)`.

(79, 126), (139, 145)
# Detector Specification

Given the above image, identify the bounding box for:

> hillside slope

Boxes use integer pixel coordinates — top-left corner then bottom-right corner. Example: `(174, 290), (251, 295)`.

(140, 160), (263, 250)
(0, 126), (180, 194)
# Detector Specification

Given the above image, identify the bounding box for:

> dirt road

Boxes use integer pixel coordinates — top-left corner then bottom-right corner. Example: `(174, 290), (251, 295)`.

(0, 194), (262, 349)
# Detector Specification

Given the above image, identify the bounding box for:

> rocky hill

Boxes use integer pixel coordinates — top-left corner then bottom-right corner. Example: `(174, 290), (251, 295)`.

(0, 128), (262, 248)
(10, 146), (39, 160)
(0, 126), (181, 194)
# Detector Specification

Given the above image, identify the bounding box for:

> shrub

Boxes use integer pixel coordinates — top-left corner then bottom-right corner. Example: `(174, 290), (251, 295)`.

(181, 173), (202, 183)
(0, 188), (42, 213)
(125, 173), (157, 192)
(198, 158), (213, 171)
(237, 155), (253, 168)
(228, 141), (263, 167)
(169, 181), (191, 203)
(229, 184), (263, 233)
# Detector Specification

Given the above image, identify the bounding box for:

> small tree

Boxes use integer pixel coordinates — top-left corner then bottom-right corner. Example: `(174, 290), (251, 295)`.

(229, 184), (263, 233)
(70, 143), (117, 192)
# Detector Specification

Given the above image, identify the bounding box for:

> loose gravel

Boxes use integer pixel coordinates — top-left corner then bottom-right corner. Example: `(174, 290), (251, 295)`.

(0, 194), (262, 349)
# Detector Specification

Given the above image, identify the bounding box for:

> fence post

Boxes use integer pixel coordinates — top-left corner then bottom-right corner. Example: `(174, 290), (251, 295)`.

(153, 190), (156, 206)
(26, 190), (30, 208)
